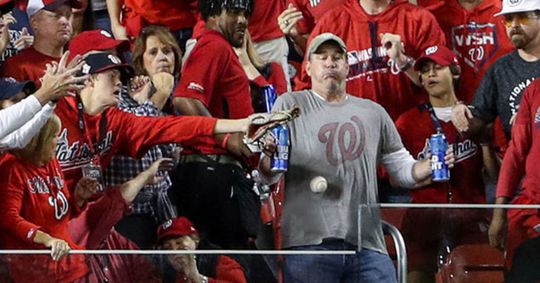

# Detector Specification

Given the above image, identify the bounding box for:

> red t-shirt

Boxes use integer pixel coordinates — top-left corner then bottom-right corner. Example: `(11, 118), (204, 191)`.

(248, 0), (285, 42)
(123, 0), (197, 37)
(396, 105), (486, 204)
(54, 96), (217, 190)
(0, 154), (88, 283)
(429, 0), (514, 103)
(0, 47), (59, 88)
(174, 30), (252, 154)
(295, 0), (445, 120)
(288, 0), (347, 34)
(497, 80), (540, 201)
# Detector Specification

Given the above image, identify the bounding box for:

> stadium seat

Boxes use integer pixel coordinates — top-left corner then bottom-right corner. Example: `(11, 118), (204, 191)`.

(437, 244), (504, 283)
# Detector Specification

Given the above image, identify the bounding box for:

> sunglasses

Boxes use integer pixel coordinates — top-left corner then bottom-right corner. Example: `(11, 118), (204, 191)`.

(503, 12), (540, 28)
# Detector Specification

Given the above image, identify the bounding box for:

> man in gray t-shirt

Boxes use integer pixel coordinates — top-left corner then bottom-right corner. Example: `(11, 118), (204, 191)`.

(452, 1), (540, 140)
(259, 33), (454, 283)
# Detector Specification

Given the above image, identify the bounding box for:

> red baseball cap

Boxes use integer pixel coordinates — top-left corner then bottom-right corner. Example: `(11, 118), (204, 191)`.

(157, 217), (198, 244)
(26, 0), (82, 18)
(68, 29), (129, 62)
(414, 45), (459, 71)
(0, 0), (14, 15)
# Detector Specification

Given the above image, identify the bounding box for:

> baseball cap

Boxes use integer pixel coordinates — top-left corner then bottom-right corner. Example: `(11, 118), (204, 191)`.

(0, 0), (14, 15)
(26, 0), (82, 18)
(68, 29), (129, 62)
(414, 45), (459, 71)
(157, 217), (198, 244)
(0, 77), (36, 100)
(306, 33), (347, 59)
(80, 52), (133, 81)
(494, 0), (540, 17)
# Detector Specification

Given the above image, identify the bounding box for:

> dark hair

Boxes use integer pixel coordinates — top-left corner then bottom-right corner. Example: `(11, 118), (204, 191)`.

(199, 0), (253, 21)
(132, 25), (183, 77)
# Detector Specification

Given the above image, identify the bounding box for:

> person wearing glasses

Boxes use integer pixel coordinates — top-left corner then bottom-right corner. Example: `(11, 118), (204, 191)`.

(452, 0), (540, 140)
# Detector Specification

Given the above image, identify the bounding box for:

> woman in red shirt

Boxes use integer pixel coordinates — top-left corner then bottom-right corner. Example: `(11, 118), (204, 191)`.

(0, 114), (98, 283)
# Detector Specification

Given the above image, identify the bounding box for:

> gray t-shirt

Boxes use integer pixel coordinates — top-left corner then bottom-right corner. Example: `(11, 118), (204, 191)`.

(472, 51), (540, 138)
(273, 90), (403, 254)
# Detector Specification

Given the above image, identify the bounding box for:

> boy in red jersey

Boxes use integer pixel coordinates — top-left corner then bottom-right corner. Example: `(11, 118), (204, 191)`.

(396, 45), (499, 282)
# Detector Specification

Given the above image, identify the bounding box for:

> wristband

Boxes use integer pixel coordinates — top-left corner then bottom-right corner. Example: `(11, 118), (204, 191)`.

(221, 133), (231, 149)
(398, 56), (415, 72)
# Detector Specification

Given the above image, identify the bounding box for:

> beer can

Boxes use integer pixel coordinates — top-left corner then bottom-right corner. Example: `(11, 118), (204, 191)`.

(430, 133), (450, 182)
(271, 124), (289, 173)
(263, 85), (277, 113)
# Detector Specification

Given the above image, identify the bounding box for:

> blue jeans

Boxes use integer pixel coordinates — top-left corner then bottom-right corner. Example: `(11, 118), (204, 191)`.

(284, 240), (397, 283)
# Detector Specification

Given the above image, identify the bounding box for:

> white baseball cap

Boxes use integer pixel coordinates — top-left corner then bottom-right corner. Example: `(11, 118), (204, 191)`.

(495, 0), (540, 17)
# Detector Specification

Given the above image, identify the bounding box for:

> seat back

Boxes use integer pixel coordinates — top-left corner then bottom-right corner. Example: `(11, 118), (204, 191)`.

(438, 244), (504, 283)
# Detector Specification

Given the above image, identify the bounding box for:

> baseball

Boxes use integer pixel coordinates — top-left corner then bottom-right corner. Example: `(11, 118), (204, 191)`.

(310, 176), (328, 193)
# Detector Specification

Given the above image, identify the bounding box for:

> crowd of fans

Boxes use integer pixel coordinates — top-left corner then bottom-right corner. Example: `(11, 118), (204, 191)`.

(0, 0), (540, 282)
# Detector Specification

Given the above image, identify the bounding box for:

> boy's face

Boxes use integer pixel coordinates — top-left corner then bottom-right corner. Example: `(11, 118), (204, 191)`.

(0, 91), (26, 109)
(419, 61), (455, 97)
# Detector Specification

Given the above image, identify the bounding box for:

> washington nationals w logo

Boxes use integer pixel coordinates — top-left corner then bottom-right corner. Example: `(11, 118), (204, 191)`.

(318, 116), (366, 166)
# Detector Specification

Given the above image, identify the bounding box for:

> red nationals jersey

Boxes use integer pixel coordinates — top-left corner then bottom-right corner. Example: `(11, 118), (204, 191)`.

(0, 47), (59, 88)
(248, 0), (286, 42)
(0, 154), (88, 283)
(287, 0), (347, 34)
(123, 0), (197, 37)
(295, 0), (445, 120)
(395, 106), (486, 203)
(497, 80), (540, 201)
(417, 0), (443, 7)
(54, 96), (217, 190)
(429, 0), (514, 103)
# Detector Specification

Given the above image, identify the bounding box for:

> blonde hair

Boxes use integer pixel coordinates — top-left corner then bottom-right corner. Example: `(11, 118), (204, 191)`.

(12, 114), (61, 165)
(245, 31), (267, 70)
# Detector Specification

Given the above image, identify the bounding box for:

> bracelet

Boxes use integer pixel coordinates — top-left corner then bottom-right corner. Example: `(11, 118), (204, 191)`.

(221, 133), (231, 149)
(398, 56), (415, 72)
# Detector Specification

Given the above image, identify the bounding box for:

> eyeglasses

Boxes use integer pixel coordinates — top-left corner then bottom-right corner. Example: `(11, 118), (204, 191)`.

(503, 12), (540, 28)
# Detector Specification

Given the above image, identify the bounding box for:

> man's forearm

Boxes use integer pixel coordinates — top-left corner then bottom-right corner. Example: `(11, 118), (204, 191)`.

(412, 158), (432, 183)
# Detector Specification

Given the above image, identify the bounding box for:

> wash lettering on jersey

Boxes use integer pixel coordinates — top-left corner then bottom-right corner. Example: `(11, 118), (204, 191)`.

(450, 22), (499, 69)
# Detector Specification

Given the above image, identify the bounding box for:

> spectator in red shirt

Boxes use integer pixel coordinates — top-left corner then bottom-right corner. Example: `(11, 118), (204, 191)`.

(172, 0), (258, 249)
(428, 0), (514, 103)
(0, 113), (98, 283)
(156, 217), (247, 283)
(107, 0), (197, 50)
(0, 0), (80, 87)
(396, 45), (499, 283)
(294, 0), (446, 120)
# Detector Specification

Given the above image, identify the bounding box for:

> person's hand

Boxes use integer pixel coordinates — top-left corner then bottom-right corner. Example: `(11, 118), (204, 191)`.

(226, 132), (254, 159)
(451, 103), (474, 132)
(444, 144), (455, 169)
(44, 237), (71, 261)
(37, 51), (89, 103)
(111, 22), (128, 40)
(380, 33), (406, 62)
(129, 75), (152, 104)
(0, 13), (15, 53)
(143, 158), (175, 185)
(74, 177), (101, 204)
(151, 72), (175, 96)
(277, 4), (303, 37)
(488, 212), (507, 250)
(13, 27), (34, 51)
